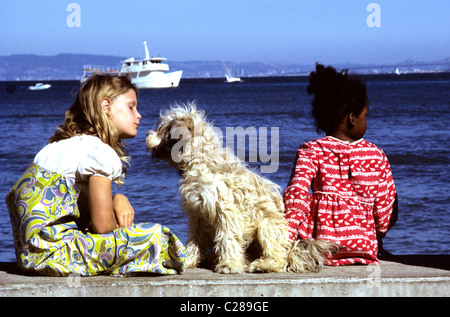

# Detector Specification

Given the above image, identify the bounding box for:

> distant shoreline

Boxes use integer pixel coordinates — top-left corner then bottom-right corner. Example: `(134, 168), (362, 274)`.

(1, 54), (449, 81)
(1, 72), (450, 85)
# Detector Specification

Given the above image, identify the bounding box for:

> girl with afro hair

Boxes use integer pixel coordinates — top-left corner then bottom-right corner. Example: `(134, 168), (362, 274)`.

(284, 64), (398, 265)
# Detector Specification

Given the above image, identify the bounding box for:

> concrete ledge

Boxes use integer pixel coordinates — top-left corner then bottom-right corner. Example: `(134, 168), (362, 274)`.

(0, 255), (448, 297)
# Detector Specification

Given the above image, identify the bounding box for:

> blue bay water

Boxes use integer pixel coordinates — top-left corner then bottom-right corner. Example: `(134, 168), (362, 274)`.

(0, 74), (449, 262)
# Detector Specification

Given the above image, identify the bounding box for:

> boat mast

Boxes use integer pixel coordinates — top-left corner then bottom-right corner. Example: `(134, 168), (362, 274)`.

(143, 40), (150, 60)
(222, 62), (232, 79)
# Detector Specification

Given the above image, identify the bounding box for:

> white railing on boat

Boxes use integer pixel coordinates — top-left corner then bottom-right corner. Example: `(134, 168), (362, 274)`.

(81, 65), (121, 83)
(82, 65), (120, 73)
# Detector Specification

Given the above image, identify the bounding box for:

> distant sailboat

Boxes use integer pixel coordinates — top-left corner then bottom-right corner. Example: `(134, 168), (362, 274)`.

(395, 67), (401, 75)
(222, 62), (242, 83)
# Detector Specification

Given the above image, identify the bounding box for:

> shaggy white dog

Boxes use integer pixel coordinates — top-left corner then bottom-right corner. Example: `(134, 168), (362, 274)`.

(146, 103), (335, 273)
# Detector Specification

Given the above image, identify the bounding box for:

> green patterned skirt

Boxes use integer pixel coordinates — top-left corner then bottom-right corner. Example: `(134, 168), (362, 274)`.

(6, 164), (187, 277)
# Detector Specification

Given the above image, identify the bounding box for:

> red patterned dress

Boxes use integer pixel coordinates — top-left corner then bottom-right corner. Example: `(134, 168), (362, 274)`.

(284, 136), (397, 265)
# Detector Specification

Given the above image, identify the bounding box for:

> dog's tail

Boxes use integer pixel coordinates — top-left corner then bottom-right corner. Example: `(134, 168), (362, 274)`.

(286, 239), (338, 273)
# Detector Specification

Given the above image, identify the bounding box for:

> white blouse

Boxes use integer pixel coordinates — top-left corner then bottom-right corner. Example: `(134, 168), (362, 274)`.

(34, 135), (122, 189)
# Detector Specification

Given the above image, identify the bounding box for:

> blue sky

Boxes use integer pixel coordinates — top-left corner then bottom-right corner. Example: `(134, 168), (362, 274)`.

(1, 0), (449, 65)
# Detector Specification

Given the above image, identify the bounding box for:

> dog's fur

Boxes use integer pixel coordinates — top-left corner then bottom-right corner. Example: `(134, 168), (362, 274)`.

(146, 103), (336, 273)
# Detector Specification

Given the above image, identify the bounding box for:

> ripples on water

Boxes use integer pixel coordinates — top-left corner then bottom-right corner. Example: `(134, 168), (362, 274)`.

(0, 74), (449, 261)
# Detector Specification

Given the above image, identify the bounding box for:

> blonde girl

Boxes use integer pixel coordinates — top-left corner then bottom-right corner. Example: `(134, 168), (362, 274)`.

(6, 74), (186, 276)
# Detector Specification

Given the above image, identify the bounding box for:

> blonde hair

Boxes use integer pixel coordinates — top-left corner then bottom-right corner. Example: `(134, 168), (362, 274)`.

(49, 74), (138, 185)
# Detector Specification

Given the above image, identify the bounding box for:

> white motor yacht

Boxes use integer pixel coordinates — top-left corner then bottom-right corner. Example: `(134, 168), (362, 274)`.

(81, 41), (182, 89)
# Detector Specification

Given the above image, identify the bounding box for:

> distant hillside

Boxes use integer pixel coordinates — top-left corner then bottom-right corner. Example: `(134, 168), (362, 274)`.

(0, 54), (449, 81)
(0, 54), (124, 81)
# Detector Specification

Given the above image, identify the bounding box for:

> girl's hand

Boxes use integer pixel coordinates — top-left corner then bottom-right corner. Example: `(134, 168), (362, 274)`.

(113, 194), (135, 227)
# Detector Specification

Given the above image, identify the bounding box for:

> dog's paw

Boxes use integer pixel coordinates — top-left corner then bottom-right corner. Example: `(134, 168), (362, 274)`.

(184, 262), (197, 269)
(249, 258), (285, 273)
(185, 256), (199, 268)
(214, 263), (244, 274)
